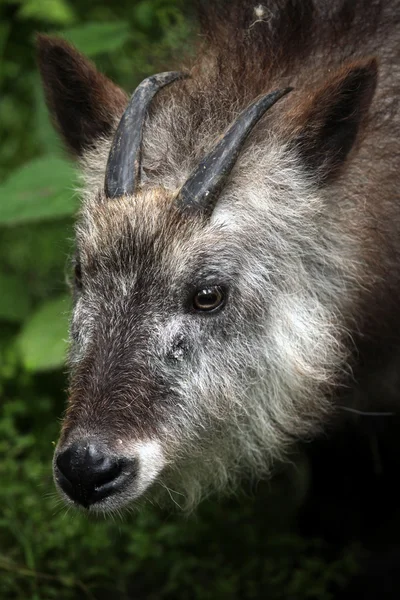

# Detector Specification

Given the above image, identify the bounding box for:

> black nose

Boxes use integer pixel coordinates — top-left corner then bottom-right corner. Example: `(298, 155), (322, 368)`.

(55, 440), (135, 508)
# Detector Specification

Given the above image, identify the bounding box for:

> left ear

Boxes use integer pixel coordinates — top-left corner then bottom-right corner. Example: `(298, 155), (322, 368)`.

(291, 58), (378, 183)
(36, 34), (128, 157)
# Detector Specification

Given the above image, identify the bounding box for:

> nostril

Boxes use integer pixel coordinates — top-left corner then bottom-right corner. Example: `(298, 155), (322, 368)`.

(90, 454), (122, 486)
(56, 449), (70, 479)
(55, 440), (134, 507)
(55, 446), (76, 483)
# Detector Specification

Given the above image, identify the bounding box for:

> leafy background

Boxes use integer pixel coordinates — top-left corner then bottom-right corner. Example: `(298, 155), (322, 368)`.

(0, 0), (388, 598)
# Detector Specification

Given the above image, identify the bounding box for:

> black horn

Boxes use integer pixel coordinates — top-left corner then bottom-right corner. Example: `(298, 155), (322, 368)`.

(176, 87), (293, 215)
(105, 72), (188, 199)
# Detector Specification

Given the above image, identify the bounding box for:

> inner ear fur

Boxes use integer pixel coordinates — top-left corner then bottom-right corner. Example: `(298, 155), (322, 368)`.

(289, 58), (378, 183)
(36, 34), (128, 157)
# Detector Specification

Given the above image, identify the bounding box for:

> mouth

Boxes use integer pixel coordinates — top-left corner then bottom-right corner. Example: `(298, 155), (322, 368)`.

(53, 438), (165, 512)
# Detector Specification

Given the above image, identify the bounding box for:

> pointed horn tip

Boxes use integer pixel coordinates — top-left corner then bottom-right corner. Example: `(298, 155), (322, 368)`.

(150, 71), (191, 86)
(274, 86), (294, 99)
(176, 85), (295, 216)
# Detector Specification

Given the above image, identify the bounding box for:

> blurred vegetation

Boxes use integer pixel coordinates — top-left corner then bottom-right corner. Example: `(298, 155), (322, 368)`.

(0, 1), (362, 598)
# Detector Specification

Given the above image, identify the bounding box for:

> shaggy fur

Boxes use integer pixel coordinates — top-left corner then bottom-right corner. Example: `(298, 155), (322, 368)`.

(37, 0), (400, 511)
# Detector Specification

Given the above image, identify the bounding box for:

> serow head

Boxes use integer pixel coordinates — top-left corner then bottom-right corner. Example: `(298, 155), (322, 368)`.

(37, 35), (377, 512)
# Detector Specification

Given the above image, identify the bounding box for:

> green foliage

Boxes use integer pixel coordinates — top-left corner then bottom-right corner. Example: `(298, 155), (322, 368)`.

(0, 1), (360, 598)
(17, 0), (76, 25)
(18, 295), (70, 371)
(0, 157), (78, 225)
(60, 21), (131, 56)
(0, 273), (31, 322)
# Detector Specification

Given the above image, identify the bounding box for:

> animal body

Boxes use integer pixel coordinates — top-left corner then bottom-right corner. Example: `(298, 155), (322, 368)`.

(37, 0), (400, 513)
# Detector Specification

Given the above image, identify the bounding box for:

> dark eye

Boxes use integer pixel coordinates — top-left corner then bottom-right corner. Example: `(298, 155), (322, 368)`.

(193, 286), (225, 312)
(74, 261), (83, 290)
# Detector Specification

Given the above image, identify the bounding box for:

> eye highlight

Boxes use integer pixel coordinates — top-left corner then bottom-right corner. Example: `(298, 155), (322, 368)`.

(192, 286), (225, 312)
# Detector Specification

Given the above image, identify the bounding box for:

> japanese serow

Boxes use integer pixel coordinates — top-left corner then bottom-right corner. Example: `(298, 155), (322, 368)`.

(37, 0), (400, 513)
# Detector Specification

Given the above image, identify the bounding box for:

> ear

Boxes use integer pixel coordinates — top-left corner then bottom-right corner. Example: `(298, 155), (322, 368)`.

(292, 58), (378, 183)
(36, 34), (128, 157)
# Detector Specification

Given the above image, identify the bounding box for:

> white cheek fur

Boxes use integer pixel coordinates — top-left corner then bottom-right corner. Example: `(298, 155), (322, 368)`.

(124, 439), (166, 496)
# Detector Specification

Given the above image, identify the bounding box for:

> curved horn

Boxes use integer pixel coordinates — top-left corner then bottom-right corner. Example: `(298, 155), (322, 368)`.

(105, 71), (188, 199)
(176, 87), (293, 215)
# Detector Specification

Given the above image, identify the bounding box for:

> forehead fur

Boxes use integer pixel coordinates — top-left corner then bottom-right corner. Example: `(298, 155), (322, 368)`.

(76, 188), (204, 262)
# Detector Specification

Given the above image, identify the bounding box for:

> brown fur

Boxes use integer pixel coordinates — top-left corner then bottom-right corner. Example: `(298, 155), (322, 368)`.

(37, 34), (127, 155)
(39, 0), (400, 422)
(36, 1), (400, 511)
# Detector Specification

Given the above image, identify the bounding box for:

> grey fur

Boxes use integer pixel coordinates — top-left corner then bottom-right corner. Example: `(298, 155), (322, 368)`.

(37, 0), (400, 512)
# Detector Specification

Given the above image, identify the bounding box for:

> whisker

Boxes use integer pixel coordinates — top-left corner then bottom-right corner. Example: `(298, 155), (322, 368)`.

(338, 406), (396, 417)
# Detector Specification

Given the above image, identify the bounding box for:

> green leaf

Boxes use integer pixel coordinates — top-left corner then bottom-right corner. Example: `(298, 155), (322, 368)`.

(18, 295), (70, 372)
(17, 0), (76, 25)
(0, 157), (78, 225)
(60, 21), (130, 56)
(134, 1), (157, 31)
(0, 273), (31, 322)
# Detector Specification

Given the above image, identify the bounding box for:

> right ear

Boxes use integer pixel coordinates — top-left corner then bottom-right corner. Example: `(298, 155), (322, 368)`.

(36, 34), (128, 157)
(287, 58), (377, 184)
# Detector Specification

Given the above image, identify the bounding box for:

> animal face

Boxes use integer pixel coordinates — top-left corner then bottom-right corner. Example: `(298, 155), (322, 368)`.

(54, 163), (351, 513)
(37, 17), (377, 512)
